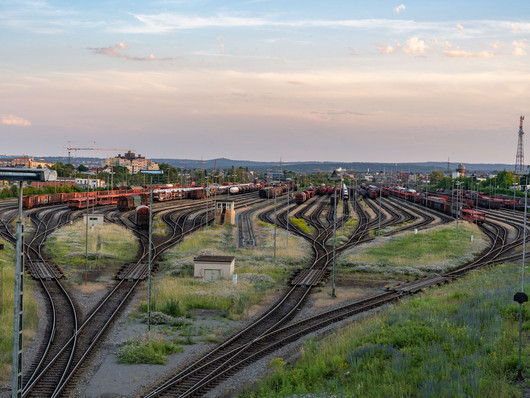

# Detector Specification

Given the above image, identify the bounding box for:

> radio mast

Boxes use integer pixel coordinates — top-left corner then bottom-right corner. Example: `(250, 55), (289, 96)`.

(516, 116), (525, 173)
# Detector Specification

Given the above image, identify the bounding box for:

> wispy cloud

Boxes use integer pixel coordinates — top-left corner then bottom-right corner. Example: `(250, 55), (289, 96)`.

(87, 43), (158, 61)
(217, 36), (227, 53)
(116, 14), (436, 34)
(456, 23), (464, 30)
(394, 4), (406, 14)
(348, 47), (360, 56)
(443, 47), (495, 58)
(1, 114), (32, 126)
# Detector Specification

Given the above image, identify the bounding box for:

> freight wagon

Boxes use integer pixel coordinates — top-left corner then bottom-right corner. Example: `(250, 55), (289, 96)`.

(135, 205), (150, 230)
(117, 194), (149, 212)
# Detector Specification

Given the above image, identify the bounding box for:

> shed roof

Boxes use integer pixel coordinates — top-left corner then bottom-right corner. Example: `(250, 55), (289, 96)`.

(194, 255), (235, 263)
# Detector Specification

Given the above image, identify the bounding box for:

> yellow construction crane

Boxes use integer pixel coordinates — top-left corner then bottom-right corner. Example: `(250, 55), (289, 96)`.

(65, 144), (135, 164)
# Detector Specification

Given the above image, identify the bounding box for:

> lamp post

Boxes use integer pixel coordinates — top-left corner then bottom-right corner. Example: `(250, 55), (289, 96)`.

(205, 175), (209, 230)
(378, 184), (382, 238)
(273, 184), (277, 261)
(0, 168), (56, 398)
(140, 170), (163, 339)
(286, 178), (291, 250)
(81, 172), (95, 285)
(330, 176), (342, 298)
(514, 183), (518, 212)
(514, 171), (530, 380)
(455, 181), (464, 238)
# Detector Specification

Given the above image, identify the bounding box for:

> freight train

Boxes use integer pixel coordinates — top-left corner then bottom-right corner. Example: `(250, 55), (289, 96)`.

(24, 189), (146, 210)
(385, 187), (486, 223)
(23, 182), (264, 211)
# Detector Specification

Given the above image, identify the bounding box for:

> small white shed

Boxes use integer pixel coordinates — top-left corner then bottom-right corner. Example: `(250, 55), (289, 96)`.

(193, 255), (235, 280)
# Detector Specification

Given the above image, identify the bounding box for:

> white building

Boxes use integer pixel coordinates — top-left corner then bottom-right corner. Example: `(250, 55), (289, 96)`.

(75, 178), (105, 189)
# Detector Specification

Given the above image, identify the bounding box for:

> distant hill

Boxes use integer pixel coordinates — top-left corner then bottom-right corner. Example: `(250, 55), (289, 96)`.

(0, 155), (515, 174)
(152, 158), (515, 174)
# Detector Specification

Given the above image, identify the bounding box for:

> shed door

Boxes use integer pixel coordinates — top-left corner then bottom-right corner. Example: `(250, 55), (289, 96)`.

(204, 269), (221, 281)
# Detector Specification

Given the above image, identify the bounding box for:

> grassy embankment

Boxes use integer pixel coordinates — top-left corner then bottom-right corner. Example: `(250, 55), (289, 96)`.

(242, 264), (529, 397)
(44, 220), (138, 283)
(339, 222), (487, 278)
(146, 217), (311, 320)
(0, 238), (39, 382)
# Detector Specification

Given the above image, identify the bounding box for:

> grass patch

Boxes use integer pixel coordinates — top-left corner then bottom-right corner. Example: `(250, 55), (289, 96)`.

(147, 277), (271, 318)
(154, 218), (311, 318)
(339, 222), (488, 277)
(290, 217), (315, 235)
(242, 264), (528, 397)
(117, 335), (183, 365)
(152, 215), (168, 236)
(44, 219), (139, 282)
(0, 238), (39, 382)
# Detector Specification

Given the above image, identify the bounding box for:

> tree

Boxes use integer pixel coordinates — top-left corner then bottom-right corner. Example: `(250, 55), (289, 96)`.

(77, 164), (88, 172)
(496, 170), (514, 189)
(428, 171), (445, 186)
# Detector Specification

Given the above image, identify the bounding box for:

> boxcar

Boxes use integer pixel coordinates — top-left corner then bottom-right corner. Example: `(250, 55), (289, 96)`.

(135, 205), (150, 229)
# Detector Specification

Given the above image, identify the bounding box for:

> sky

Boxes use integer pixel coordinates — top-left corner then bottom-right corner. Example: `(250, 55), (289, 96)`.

(2, 0), (530, 164)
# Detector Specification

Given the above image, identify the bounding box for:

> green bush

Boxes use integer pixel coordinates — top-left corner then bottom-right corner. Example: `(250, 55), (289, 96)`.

(117, 337), (183, 365)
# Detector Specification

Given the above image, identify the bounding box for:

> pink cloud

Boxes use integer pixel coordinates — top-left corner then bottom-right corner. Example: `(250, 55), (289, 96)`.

(1, 114), (31, 126)
(394, 4), (406, 14)
(376, 43), (395, 54)
(513, 40), (527, 56)
(88, 43), (158, 61)
(443, 48), (495, 58)
(396, 37), (430, 55)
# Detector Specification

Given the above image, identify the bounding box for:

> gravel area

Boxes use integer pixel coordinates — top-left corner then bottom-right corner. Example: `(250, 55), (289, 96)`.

(72, 288), (247, 398)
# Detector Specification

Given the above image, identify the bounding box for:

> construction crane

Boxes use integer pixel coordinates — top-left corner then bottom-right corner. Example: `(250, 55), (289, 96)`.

(65, 145), (135, 164)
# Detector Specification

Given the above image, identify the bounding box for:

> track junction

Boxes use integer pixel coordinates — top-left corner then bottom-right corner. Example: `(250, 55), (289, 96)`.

(0, 186), (528, 397)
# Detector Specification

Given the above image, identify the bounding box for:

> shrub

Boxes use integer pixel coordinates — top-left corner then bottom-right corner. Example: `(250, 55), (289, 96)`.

(117, 337), (183, 365)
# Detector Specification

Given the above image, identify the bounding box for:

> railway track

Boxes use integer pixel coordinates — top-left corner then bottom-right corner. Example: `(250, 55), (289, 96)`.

(142, 190), (519, 397)
(0, 205), (82, 398)
(20, 193), (268, 397)
(1, 187), (523, 397)
(142, 194), (420, 396)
